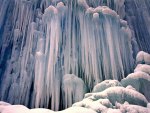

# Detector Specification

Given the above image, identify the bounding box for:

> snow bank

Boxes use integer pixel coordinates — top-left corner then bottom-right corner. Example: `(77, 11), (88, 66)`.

(0, 103), (97, 113)
(58, 107), (97, 113)
(0, 104), (29, 113)
(0, 101), (11, 106)
(30, 108), (54, 113)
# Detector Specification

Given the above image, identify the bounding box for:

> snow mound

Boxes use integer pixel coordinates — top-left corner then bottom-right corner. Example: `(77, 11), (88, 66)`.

(58, 107), (96, 113)
(134, 64), (150, 75)
(116, 102), (150, 113)
(0, 104), (29, 113)
(73, 86), (148, 113)
(0, 103), (96, 113)
(136, 51), (150, 65)
(30, 108), (54, 113)
(92, 80), (122, 93)
(147, 103), (150, 108)
(62, 74), (86, 108)
(0, 101), (11, 106)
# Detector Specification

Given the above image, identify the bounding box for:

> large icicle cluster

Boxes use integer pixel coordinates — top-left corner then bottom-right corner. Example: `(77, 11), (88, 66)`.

(0, 0), (135, 110)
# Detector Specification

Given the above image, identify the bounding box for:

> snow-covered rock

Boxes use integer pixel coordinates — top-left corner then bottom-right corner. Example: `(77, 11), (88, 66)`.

(73, 86), (148, 113)
(134, 64), (150, 75)
(92, 80), (122, 93)
(136, 51), (150, 65)
(121, 71), (150, 101)
(116, 102), (150, 113)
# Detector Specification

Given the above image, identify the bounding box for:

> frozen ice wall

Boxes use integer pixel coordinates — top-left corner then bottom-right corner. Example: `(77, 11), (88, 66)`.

(125, 0), (150, 52)
(0, 0), (138, 111)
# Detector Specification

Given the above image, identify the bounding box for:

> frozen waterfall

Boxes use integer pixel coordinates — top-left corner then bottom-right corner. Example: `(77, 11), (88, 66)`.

(0, 0), (146, 111)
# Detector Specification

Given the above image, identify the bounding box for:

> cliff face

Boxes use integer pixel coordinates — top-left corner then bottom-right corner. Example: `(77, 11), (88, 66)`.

(125, 0), (150, 52)
(0, 0), (149, 111)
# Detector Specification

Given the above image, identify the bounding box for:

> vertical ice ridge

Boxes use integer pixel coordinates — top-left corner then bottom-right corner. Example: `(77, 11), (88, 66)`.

(125, 0), (150, 53)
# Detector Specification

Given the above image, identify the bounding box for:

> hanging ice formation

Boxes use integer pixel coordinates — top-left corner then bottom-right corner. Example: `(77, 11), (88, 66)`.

(62, 74), (86, 109)
(0, 0), (137, 111)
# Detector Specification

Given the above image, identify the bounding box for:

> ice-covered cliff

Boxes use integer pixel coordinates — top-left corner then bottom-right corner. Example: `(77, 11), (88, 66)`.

(0, 0), (150, 111)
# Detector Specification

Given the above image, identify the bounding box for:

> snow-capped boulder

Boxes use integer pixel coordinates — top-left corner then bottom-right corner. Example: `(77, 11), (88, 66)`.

(136, 51), (150, 65)
(116, 102), (150, 113)
(121, 71), (150, 101)
(92, 80), (122, 93)
(134, 64), (150, 75)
